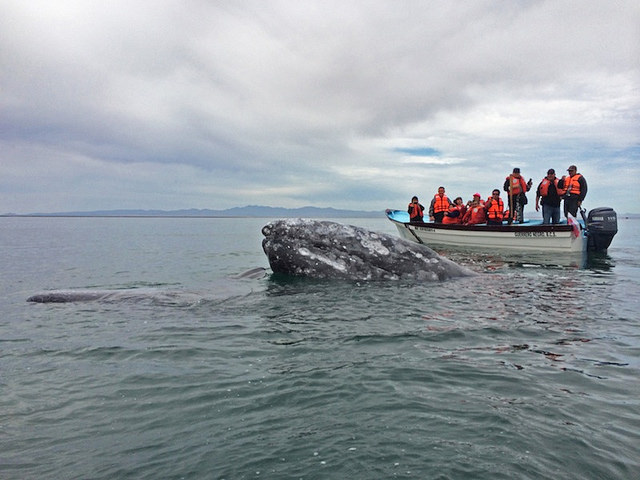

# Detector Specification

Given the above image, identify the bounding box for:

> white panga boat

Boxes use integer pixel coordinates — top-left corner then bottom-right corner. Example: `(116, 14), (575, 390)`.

(386, 207), (617, 254)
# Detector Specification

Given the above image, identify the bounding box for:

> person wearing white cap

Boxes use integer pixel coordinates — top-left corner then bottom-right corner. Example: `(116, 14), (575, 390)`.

(535, 169), (562, 224)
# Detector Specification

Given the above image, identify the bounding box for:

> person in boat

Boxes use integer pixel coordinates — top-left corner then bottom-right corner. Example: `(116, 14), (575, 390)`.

(442, 197), (467, 224)
(428, 186), (453, 223)
(535, 168), (562, 224)
(558, 165), (587, 218)
(485, 189), (505, 225)
(462, 193), (486, 225)
(408, 196), (425, 223)
(503, 167), (533, 224)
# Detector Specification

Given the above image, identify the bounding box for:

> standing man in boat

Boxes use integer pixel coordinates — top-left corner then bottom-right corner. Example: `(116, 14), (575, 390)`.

(535, 169), (562, 224)
(408, 196), (425, 223)
(503, 168), (532, 224)
(558, 165), (587, 218)
(428, 186), (453, 223)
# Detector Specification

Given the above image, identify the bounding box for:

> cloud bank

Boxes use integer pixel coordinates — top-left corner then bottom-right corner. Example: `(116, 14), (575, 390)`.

(1, 0), (639, 213)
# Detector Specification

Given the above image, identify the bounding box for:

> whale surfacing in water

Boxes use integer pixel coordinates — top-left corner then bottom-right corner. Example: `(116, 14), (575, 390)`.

(261, 219), (474, 281)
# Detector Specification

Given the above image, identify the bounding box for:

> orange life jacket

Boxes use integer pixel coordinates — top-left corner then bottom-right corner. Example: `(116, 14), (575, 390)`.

(564, 174), (582, 195)
(486, 198), (504, 221)
(538, 177), (559, 197)
(443, 205), (464, 224)
(408, 203), (424, 220)
(507, 175), (527, 195)
(433, 194), (450, 214)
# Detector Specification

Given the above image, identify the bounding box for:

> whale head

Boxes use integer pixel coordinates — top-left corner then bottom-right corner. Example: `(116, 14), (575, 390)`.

(261, 219), (474, 281)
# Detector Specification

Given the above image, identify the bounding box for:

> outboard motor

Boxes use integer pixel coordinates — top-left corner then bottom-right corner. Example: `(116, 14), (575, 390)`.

(584, 207), (618, 252)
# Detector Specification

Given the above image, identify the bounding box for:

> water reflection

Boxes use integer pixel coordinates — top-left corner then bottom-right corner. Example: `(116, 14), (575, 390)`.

(584, 252), (615, 272)
(431, 247), (606, 272)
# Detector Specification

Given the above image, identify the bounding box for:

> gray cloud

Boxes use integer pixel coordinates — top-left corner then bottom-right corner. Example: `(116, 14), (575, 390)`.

(1, 0), (639, 213)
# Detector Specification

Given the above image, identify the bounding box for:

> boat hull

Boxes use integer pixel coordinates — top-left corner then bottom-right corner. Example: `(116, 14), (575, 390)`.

(386, 210), (584, 253)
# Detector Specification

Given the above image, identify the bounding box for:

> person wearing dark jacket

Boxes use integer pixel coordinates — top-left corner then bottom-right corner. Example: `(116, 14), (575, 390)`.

(408, 196), (425, 222)
(503, 167), (533, 224)
(535, 169), (562, 224)
(428, 187), (453, 223)
(558, 165), (587, 217)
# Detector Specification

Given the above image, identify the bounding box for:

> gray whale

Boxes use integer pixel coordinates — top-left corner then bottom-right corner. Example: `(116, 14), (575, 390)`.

(27, 269), (268, 304)
(26, 288), (205, 304)
(261, 219), (474, 281)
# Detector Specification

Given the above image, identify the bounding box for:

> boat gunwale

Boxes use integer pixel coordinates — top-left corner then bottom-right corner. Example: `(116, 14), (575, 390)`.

(386, 210), (576, 233)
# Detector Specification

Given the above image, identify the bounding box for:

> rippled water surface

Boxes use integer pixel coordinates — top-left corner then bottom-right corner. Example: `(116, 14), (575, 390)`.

(2, 217), (639, 479)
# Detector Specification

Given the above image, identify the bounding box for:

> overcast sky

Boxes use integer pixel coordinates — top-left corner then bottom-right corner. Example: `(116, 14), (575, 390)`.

(2, 0), (639, 214)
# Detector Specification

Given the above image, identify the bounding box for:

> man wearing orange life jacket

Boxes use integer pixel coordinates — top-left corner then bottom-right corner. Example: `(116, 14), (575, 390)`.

(485, 189), (505, 225)
(442, 197), (467, 224)
(557, 165), (588, 218)
(407, 196), (425, 223)
(462, 193), (486, 225)
(535, 169), (562, 224)
(503, 167), (533, 224)
(428, 186), (453, 223)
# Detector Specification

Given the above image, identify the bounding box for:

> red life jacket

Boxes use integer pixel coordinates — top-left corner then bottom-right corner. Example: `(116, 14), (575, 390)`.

(539, 177), (559, 197)
(433, 194), (450, 214)
(507, 175), (527, 195)
(408, 203), (424, 220)
(486, 198), (504, 221)
(464, 205), (487, 225)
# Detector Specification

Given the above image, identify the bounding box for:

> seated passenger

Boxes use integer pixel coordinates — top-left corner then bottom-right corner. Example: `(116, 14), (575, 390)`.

(443, 197), (467, 224)
(485, 189), (505, 225)
(408, 196), (425, 223)
(462, 193), (487, 225)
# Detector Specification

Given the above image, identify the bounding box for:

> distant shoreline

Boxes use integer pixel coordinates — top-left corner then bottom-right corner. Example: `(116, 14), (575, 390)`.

(0, 205), (384, 218)
(3, 214), (638, 219)
(0, 214), (246, 218)
(2, 205), (637, 219)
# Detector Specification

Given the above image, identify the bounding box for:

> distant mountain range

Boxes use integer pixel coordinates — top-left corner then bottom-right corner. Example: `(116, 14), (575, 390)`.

(3, 205), (384, 218)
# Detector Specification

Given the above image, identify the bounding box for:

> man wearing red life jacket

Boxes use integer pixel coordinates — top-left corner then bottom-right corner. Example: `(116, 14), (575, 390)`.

(428, 186), (453, 223)
(558, 165), (588, 218)
(535, 169), (562, 224)
(407, 196), (425, 223)
(503, 167), (533, 224)
(485, 189), (505, 225)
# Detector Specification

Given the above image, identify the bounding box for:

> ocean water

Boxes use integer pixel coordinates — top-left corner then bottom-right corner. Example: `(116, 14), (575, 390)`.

(1, 216), (639, 479)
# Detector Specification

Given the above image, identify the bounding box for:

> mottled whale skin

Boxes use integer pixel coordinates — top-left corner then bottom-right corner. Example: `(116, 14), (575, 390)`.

(26, 288), (203, 304)
(261, 219), (475, 281)
(27, 269), (268, 304)
(27, 290), (112, 303)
